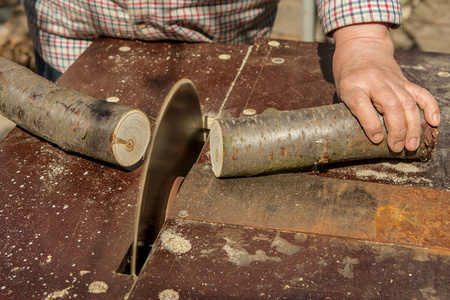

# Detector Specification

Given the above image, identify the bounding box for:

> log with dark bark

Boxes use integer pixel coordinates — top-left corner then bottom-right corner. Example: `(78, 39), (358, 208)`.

(0, 56), (151, 167)
(210, 103), (438, 177)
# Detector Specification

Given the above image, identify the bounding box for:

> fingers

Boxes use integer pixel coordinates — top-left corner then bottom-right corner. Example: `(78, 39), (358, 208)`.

(330, 26), (441, 154)
(387, 88), (421, 151)
(342, 83), (425, 153)
(340, 86), (384, 144)
(405, 82), (441, 127)
(371, 86), (407, 152)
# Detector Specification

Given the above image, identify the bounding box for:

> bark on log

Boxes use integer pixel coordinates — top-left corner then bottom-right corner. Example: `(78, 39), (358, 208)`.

(210, 103), (438, 178)
(0, 56), (151, 167)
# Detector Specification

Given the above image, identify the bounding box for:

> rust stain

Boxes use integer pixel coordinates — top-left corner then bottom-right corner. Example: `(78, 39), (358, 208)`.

(268, 152), (273, 162)
(376, 204), (449, 249)
(317, 153), (330, 164)
(281, 147), (287, 156)
(376, 206), (417, 236)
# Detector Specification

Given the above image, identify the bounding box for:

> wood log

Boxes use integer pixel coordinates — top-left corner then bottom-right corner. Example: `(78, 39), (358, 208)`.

(210, 103), (438, 177)
(0, 56), (151, 167)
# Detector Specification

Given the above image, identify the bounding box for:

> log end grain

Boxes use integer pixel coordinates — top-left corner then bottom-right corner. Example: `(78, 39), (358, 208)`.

(210, 120), (224, 177)
(112, 109), (151, 167)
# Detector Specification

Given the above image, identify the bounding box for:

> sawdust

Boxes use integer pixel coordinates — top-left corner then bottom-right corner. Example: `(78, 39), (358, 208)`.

(271, 232), (302, 255)
(380, 161), (423, 173)
(160, 230), (192, 254)
(294, 233), (308, 243)
(413, 251), (430, 262)
(158, 289), (180, 300)
(222, 238), (281, 267)
(355, 169), (432, 186)
(373, 245), (398, 263)
(337, 256), (359, 279)
(79, 270), (91, 276)
(420, 286), (439, 300)
(45, 286), (73, 299)
(88, 281), (108, 294)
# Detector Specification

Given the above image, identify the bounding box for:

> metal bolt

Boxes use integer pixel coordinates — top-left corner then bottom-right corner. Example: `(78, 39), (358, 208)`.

(243, 108), (256, 116)
(178, 210), (189, 217)
(119, 46), (131, 52)
(272, 58), (285, 64)
(268, 40), (280, 47)
(106, 96), (120, 103)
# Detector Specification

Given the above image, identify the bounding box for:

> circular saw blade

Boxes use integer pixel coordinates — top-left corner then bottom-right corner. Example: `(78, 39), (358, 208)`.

(131, 79), (204, 275)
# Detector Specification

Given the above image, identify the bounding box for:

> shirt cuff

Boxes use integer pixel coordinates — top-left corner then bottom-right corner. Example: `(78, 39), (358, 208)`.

(316, 0), (402, 37)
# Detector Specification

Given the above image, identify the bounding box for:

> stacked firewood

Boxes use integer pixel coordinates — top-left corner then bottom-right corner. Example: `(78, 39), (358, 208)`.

(0, 3), (35, 71)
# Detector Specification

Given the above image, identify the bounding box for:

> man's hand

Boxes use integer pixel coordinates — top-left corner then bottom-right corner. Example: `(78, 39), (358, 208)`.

(332, 23), (440, 152)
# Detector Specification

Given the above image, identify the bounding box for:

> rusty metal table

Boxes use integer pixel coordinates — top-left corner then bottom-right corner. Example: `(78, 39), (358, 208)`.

(1, 37), (449, 299)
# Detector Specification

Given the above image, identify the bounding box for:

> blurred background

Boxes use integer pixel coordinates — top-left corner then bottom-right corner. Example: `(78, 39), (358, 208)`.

(0, 0), (449, 73)
(272, 0), (450, 53)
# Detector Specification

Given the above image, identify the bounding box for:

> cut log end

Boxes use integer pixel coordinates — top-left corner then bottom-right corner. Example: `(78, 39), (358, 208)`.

(210, 121), (224, 177)
(112, 110), (151, 167)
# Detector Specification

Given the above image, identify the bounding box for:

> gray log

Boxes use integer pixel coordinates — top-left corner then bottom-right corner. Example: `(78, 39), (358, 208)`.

(0, 56), (151, 167)
(210, 103), (438, 177)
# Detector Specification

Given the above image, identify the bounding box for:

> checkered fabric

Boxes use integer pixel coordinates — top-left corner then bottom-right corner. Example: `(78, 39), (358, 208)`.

(24, 0), (402, 73)
(316, 0), (402, 36)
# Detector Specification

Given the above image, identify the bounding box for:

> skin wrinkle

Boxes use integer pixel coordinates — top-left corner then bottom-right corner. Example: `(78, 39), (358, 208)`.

(332, 22), (440, 152)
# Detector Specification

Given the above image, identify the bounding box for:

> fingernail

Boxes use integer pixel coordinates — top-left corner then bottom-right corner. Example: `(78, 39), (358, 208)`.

(393, 141), (404, 153)
(408, 138), (418, 150)
(432, 113), (440, 125)
(372, 133), (383, 143)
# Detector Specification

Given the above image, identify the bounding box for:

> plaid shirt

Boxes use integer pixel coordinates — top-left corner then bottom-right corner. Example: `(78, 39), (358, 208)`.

(24, 0), (401, 73)
(316, 0), (402, 34)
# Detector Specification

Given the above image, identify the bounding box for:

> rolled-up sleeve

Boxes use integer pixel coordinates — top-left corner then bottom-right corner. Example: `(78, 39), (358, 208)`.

(316, 0), (402, 36)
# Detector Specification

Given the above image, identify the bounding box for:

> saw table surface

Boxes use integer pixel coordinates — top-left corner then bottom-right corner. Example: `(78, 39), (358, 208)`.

(1, 37), (449, 299)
